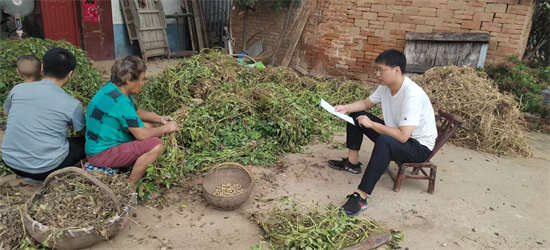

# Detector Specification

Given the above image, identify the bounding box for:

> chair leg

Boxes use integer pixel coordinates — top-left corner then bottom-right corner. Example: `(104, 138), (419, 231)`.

(428, 165), (436, 194)
(393, 165), (406, 192)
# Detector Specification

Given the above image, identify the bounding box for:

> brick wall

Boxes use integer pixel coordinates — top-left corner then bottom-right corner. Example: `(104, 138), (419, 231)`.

(231, 0), (536, 83)
(231, 4), (307, 66)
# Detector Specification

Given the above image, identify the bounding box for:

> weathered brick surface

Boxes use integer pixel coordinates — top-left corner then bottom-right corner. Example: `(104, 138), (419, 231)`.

(448, 1), (467, 10)
(486, 4), (508, 13)
(230, 0), (536, 81)
(416, 25), (435, 32)
(462, 20), (482, 29)
(473, 12), (494, 21)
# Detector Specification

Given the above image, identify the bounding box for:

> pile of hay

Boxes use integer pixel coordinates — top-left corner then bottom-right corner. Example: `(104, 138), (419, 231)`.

(137, 49), (377, 187)
(1, 172), (135, 248)
(0, 38), (102, 106)
(27, 171), (135, 234)
(410, 65), (532, 157)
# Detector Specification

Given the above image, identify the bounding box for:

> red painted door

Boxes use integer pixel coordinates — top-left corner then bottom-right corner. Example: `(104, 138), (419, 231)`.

(40, 0), (80, 47)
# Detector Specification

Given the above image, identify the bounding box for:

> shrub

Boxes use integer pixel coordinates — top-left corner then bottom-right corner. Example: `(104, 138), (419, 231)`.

(485, 55), (550, 117)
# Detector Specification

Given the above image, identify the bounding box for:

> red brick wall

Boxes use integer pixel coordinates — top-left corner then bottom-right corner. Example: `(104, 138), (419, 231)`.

(231, 0), (536, 83)
(231, 4), (307, 66)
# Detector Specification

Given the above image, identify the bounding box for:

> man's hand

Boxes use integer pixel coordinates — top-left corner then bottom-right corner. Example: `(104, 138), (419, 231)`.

(161, 116), (174, 125)
(357, 115), (375, 128)
(334, 105), (348, 114)
(164, 120), (180, 133)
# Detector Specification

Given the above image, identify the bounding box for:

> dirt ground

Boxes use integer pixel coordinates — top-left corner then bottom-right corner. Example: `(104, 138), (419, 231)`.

(93, 59), (181, 83)
(1, 131), (548, 250)
(1, 59), (549, 250)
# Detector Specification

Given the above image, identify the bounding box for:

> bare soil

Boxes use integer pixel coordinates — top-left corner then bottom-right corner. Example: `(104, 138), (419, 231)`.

(92, 132), (548, 250)
(0, 59), (548, 249)
(93, 59), (180, 82)
(2, 131), (548, 250)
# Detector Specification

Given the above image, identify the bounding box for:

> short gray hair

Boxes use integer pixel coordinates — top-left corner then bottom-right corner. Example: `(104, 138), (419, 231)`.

(110, 56), (147, 86)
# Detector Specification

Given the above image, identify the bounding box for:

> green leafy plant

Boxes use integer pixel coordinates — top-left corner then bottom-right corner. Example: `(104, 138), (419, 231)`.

(0, 159), (13, 177)
(135, 165), (160, 199)
(485, 55), (550, 117)
(0, 150), (13, 177)
(0, 38), (102, 106)
(137, 50), (377, 189)
(251, 197), (403, 250)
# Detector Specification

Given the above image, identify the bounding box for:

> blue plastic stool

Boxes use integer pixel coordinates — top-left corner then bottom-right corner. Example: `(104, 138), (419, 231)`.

(83, 162), (119, 174)
(24, 178), (44, 184)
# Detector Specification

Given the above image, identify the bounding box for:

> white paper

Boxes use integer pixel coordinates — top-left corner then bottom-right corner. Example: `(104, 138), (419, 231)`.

(320, 99), (356, 125)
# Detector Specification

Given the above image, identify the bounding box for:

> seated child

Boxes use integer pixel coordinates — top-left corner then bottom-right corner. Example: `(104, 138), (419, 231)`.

(16, 55), (42, 82)
(2, 55), (41, 118)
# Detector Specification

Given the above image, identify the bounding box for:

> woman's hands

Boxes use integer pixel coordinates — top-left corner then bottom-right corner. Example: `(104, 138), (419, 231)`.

(164, 120), (180, 133)
(160, 116), (179, 133)
(161, 116), (174, 125)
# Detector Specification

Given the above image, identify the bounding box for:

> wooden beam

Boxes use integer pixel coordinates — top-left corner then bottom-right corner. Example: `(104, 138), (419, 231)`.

(198, 0), (209, 48)
(281, 8), (312, 68)
(270, 0), (296, 66)
(165, 13), (193, 18)
(242, 8), (249, 51)
(406, 32), (490, 42)
(183, 2), (197, 52)
(190, 0), (204, 51)
(293, 66), (309, 75)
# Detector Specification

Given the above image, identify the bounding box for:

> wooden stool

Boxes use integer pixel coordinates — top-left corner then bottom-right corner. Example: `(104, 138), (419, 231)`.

(387, 109), (463, 194)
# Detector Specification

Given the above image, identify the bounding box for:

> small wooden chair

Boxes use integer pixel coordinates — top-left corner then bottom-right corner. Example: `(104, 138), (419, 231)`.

(387, 109), (463, 194)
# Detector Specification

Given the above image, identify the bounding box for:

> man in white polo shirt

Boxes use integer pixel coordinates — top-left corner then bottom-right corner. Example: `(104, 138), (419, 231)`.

(328, 49), (437, 216)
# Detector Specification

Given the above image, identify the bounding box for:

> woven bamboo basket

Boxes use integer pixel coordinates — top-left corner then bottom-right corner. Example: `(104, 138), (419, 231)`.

(202, 162), (254, 211)
(23, 168), (135, 250)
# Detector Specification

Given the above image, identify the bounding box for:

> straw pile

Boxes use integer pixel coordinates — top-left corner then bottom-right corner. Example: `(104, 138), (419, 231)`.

(410, 65), (532, 157)
(28, 171), (135, 232)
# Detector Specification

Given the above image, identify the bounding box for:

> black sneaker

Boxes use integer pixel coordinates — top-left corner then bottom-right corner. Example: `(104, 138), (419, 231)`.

(328, 158), (362, 174)
(342, 192), (369, 216)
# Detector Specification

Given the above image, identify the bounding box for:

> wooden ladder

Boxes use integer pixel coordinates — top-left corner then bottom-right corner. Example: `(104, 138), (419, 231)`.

(120, 0), (171, 62)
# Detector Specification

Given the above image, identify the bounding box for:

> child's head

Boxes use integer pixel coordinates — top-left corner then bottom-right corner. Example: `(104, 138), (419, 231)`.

(16, 55), (42, 82)
(375, 49), (406, 86)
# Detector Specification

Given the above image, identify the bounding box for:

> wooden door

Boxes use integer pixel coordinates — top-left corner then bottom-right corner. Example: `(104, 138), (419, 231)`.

(40, 0), (80, 47)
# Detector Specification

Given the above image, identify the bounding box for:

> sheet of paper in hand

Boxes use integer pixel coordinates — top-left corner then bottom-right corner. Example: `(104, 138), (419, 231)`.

(320, 99), (356, 126)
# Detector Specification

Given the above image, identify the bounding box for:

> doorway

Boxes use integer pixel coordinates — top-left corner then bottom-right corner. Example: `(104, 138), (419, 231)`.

(40, 0), (80, 47)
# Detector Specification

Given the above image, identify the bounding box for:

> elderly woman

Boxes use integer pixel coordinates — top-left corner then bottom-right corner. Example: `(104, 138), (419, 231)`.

(85, 56), (179, 184)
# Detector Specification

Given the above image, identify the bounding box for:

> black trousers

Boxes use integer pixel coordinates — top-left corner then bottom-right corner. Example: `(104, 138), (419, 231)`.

(346, 112), (432, 194)
(4, 137), (86, 180)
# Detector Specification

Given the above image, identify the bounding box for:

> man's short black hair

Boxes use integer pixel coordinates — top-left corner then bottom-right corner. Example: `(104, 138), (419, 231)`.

(43, 48), (77, 79)
(375, 49), (407, 74)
